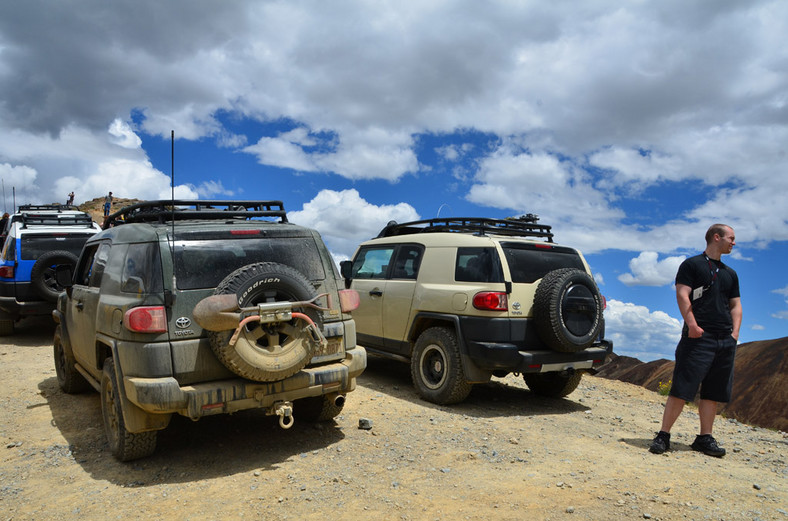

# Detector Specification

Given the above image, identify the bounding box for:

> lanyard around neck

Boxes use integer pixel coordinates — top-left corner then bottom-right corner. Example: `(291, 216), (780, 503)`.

(703, 254), (719, 288)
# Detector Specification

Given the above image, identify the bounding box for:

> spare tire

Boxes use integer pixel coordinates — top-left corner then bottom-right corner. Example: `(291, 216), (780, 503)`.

(31, 250), (79, 302)
(207, 262), (319, 382)
(533, 268), (604, 353)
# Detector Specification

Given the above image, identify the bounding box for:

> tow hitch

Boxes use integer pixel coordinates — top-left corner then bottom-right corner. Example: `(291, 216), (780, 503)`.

(273, 401), (294, 429)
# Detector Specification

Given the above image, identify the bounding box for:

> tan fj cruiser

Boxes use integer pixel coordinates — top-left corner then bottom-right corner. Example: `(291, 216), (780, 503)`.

(340, 216), (612, 405)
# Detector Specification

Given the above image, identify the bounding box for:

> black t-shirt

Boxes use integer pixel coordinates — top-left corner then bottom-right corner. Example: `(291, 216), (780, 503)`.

(676, 253), (740, 333)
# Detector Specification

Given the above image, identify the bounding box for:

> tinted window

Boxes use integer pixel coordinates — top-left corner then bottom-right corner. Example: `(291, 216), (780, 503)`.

(88, 242), (111, 288)
(173, 237), (326, 290)
(352, 247), (395, 279)
(389, 245), (423, 280)
(455, 247), (504, 283)
(501, 243), (585, 283)
(122, 243), (163, 294)
(20, 234), (94, 260)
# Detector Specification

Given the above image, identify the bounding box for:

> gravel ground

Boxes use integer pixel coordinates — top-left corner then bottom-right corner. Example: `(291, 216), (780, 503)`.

(1, 316), (786, 520)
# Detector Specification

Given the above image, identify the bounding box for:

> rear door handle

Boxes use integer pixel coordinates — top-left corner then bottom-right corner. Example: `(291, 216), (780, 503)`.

(76, 301), (84, 311)
(369, 289), (383, 297)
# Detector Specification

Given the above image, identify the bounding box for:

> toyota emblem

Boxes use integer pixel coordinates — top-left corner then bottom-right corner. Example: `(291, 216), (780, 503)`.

(175, 317), (191, 329)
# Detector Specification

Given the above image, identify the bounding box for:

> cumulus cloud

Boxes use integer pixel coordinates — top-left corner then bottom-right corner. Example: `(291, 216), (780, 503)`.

(289, 189), (420, 259)
(604, 299), (682, 361)
(618, 252), (686, 287)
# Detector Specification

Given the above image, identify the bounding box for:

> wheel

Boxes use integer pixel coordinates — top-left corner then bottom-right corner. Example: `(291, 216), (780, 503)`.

(533, 268), (604, 353)
(410, 327), (472, 405)
(101, 358), (157, 461)
(524, 371), (583, 398)
(295, 395), (345, 422)
(0, 319), (13, 336)
(30, 250), (79, 302)
(53, 325), (91, 394)
(207, 262), (319, 382)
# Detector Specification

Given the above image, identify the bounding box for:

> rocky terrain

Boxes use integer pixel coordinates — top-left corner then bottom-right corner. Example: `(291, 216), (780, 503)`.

(1, 316), (786, 520)
(596, 338), (788, 432)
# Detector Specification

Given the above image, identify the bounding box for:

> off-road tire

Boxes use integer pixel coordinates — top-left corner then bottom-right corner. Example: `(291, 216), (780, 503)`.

(524, 371), (583, 398)
(101, 358), (157, 461)
(295, 395), (345, 422)
(53, 325), (91, 394)
(0, 319), (13, 336)
(208, 262), (319, 382)
(533, 268), (604, 353)
(30, 250), (79, 302)
(411, 326), (472, 405)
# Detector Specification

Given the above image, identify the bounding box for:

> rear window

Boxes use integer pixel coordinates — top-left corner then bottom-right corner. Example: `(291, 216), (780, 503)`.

(501, 242), (585, 283)
(20, 234), (94, 260)
(173, 237), (326, 290)
(455, 247), (504, 283)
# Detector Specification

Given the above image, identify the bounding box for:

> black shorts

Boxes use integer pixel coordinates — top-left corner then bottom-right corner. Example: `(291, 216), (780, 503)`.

(669, 331), (737, 403)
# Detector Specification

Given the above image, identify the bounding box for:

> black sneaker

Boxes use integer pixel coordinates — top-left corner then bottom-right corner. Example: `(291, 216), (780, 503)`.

(649, 431), (671, 454)
(691, 434), (726, 457)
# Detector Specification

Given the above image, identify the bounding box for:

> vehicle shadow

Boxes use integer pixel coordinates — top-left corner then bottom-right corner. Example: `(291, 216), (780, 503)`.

(359, 352), (590, 418)
(40, 376), (346, 486)
(4, 315), (56, 347)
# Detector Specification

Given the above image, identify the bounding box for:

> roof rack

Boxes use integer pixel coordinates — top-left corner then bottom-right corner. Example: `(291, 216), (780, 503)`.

(18, 211), (94, 228)
(103, 200), (289, 229)
(17, 204), (80, 212)
(376, 216), (554, 242)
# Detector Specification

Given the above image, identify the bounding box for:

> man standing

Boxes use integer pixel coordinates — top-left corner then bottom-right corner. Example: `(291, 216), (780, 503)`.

(103, 191), (113, 218)
(649, 224), (742, 457)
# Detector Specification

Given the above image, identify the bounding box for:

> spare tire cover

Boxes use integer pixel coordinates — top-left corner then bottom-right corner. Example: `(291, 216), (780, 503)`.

(207, 262), (320, 382)
(532, 268), (604, 353)
(30, 250), (79, 302)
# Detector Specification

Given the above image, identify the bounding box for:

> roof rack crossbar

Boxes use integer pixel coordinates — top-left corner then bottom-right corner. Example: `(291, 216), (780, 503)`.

(103, 200), (289, 229)
(376, 217), (554, 242)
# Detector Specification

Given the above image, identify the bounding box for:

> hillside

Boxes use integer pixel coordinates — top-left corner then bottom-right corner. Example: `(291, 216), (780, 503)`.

(76, 196), (142, 225)
(596, 337), (788, 431)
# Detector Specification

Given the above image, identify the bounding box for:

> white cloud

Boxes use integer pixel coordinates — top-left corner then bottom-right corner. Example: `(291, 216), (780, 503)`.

(289, 189), (420, 259)
(618, 252), (686, 287)
(604, 299), (682, 361)
(108, 119), (142, 149)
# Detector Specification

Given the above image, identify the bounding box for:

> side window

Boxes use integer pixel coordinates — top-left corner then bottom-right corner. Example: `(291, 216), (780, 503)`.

(455, 247), (504, 283)
(122, 243), (163, 294)
(352, 247), (395, 279)
(87, 242), (111, 288)
(74, 244), (99, 286)
(390, 245), (423, 280)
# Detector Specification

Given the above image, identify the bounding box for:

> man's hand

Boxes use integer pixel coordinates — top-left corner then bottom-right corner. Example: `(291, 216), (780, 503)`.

(687, 323), (704, 338)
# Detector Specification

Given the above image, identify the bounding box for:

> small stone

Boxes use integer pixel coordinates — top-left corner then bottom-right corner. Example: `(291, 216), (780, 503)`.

(566, 506), (575, 513)
(358, 418), (373, 430)
(753, 483), (762, 490)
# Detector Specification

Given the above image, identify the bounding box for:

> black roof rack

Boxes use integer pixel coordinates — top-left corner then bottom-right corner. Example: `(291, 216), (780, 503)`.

(17, 204), (80, 212)
(376, 215), (554, 242)
(104, 200), (289, 229)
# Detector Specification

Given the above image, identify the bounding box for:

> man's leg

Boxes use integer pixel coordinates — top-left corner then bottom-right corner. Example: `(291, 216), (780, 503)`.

(660, 395), (685, 433)
(698, 399), (718, 435)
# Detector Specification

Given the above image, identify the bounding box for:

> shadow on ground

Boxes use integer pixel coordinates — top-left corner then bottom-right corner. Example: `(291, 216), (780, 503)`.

(359, 352), (589, 418)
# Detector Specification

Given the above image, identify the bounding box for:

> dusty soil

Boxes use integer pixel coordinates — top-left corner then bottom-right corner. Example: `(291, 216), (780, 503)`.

(1, 317), (786, 521)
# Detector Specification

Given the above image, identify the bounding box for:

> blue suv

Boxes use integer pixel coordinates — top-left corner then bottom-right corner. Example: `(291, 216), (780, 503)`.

(0, 205), (101, 335)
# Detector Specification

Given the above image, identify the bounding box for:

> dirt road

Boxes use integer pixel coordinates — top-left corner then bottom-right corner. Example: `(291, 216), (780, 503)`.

(1, 316), (786, 520)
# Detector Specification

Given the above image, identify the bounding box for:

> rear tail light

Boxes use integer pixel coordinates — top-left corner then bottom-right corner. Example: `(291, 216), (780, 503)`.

(338, 289), (360, 312)
(123, 306), (168, 333)
(472, 291), (508, 311)
(602, 295), (607, 310)
(0, 265), (13, 278)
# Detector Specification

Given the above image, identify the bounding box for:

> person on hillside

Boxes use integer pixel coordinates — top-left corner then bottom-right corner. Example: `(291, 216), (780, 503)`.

(67, 192), (75, 206)
(103, 191), (113, 217)
(649, 224), (742, 457)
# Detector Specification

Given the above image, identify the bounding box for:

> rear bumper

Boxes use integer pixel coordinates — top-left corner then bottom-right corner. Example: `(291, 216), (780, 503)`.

(466, 339), (613, 373)
(0, 288), (53, 319)
(122, 345), (367, 419)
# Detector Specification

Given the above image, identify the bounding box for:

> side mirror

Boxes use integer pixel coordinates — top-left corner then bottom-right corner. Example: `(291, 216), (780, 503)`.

(340, 260), (353, 280)
(55, 264), (74, 289)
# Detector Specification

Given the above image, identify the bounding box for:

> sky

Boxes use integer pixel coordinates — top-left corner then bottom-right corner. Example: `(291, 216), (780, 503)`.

(1, 1), (786, 361)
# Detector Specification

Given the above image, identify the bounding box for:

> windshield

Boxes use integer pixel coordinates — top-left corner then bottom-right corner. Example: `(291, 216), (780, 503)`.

(172, 237), (326, 290)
